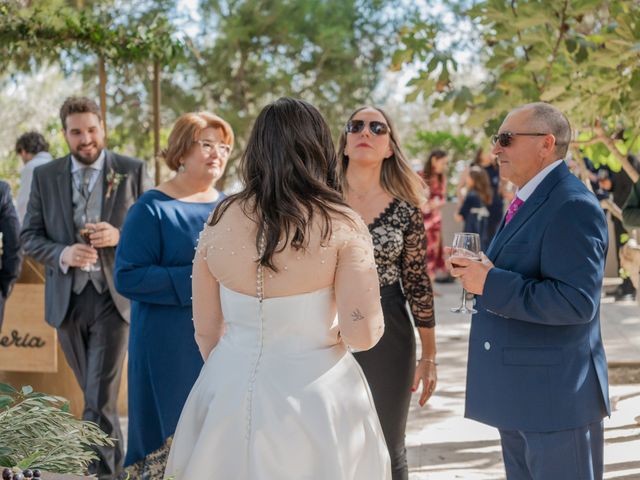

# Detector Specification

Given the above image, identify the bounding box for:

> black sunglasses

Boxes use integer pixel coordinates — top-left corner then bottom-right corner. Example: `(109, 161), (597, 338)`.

(491, 131), (550, 147)
(346, 119), (389, 136)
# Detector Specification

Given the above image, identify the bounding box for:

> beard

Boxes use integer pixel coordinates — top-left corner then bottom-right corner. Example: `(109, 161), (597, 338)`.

(70, 141), (104, 165)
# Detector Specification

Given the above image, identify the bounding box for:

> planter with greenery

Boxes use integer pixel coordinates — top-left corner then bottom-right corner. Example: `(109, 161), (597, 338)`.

(0, 383), (111, 476)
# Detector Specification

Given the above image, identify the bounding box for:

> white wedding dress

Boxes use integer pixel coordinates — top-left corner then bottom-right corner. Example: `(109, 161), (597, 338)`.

(165, 203), (391, 479)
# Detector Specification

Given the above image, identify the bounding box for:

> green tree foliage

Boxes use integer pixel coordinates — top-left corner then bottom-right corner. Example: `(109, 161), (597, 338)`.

(397, 0), (640, 179)
(407, 130), (477, 163)
(0, 0), (183, 66)
(0, 0), (185, 176)
(192, 0), (403, 163)
(2, 0), (405, 186)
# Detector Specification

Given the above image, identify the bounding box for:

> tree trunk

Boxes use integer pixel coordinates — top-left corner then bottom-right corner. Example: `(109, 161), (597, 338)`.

(98, 56), (107, 141)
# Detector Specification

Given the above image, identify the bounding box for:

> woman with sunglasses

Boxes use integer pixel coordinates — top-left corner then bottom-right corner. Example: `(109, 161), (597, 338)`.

(115, 112), (233, 478)
(337, 107), (437, 480)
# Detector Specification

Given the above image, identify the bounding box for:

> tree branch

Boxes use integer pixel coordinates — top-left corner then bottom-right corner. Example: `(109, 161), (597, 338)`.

(594, 122), (640, 183)
(571, 137), (606, 147)
(541, 0), (569, 94)
(510, 0), (540, 91)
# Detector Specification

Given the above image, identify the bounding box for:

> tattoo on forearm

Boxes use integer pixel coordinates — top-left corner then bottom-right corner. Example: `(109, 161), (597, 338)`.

(351, 308), (365, 322)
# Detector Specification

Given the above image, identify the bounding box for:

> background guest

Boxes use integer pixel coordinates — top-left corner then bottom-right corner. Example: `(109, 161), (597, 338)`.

(471, 148), (503, 242)
(115, 111), (233, 478)
(15, 131), (53, 225)
(598, 157), (640, 302)
(421, 149), (448, 281)
(0, 180), (22, 330)
(338, 106), (437, 480)
(455, 165), (493, 250)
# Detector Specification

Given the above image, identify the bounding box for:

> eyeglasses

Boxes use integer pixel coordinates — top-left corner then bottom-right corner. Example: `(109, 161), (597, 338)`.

(491, 131), (550, 147)
(194, 139), (231, 157)
(345, 119), (389, 136)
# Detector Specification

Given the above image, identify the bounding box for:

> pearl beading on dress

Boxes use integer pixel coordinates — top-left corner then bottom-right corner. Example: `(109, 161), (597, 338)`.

(245, 226), (267, 449)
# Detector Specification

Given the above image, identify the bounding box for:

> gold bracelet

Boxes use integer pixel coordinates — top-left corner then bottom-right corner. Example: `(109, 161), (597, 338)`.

(418, 358), (438, 365)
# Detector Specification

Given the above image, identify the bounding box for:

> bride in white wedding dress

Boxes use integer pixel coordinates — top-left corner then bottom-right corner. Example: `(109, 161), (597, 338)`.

(164, 97), (391, 479)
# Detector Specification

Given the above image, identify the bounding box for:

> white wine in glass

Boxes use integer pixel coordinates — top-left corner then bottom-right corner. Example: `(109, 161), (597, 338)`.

(450, 232), (481, 314)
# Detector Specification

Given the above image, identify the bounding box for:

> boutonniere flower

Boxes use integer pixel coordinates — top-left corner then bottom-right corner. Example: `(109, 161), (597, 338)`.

(106, 171), (127, 199)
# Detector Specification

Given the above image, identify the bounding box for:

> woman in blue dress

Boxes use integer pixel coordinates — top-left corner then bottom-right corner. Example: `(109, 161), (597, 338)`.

(115, 111), (234, 478)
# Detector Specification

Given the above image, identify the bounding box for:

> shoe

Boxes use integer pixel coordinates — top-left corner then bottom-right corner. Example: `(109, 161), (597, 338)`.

(613, 283), (636, 302)
(615, 293), (636, 302)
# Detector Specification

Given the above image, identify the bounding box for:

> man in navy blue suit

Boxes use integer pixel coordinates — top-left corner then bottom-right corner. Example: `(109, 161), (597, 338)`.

(449, 102), (610, 480)
(0, 181), (22, 330)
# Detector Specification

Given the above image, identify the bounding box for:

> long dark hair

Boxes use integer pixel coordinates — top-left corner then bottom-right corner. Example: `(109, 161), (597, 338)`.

(209, 97), (351, 271)
(468, 166), (493, 206)
(423, 149), (448, 181)
(472, 147), (497, 167)
(336, 106), (426, 208)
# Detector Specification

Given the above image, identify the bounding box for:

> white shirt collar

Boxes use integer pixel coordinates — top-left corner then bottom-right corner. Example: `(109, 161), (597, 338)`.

(516, 159), (564, 202)
(70, 149), (106, 173)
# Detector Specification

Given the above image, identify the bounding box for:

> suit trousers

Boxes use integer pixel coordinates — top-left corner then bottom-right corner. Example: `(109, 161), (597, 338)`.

(499, 421), (604, 480)
(58, 283), (129, 480)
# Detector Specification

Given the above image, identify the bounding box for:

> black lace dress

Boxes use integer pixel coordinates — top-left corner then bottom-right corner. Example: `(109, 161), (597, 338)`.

(353, 198), (435, 480)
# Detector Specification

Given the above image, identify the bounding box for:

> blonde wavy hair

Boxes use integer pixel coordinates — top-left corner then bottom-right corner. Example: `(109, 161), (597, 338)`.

(336, 106), (426, 208)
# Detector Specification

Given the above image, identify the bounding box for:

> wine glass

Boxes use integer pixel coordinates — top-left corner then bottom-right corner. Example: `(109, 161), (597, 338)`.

(79, 213), (101, 272)
(450, 232), (481, 314)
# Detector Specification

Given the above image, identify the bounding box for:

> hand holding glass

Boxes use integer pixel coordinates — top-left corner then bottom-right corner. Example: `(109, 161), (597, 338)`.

(450, 232), (481, 314)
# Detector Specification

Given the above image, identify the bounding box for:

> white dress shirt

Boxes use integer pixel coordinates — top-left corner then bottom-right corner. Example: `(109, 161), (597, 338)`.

(70, 151), (106, 194)
(515, 159), (564, 202)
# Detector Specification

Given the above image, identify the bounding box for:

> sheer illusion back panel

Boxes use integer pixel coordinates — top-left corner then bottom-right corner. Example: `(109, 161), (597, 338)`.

(192, 201), (385, 358)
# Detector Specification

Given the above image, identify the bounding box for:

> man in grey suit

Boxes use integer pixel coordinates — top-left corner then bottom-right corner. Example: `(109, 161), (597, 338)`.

(21, 96), (152, 479)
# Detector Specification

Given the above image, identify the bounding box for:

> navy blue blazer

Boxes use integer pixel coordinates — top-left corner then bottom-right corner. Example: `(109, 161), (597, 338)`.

(0, 181), (22, 330)
(465, 161), (611, 432)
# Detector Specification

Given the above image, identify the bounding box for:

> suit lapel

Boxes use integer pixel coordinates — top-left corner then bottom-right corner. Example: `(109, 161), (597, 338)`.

(487, 162), (571, 261)
(56, 156), (75, 241)
(101, 150), (117, 223)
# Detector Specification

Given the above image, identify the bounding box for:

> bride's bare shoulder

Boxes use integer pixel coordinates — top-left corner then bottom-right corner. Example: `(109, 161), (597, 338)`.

(207, 199), (254, 227)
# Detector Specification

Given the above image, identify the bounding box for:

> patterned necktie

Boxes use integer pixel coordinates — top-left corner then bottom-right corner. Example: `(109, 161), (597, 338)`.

(505, 196), (524, 225)
(81, 168), (93, 198)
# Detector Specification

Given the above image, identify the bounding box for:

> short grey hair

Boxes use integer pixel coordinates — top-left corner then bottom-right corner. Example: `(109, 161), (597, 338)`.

(514, 102), (572, 159)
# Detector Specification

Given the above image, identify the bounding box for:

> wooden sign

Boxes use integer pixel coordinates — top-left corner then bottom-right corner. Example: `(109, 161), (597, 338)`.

(0, 258), (127, 417)
(0, 283), (57, 373)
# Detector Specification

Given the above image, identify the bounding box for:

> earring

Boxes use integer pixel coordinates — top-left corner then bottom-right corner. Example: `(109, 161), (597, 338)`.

(178, 163), (185, 174)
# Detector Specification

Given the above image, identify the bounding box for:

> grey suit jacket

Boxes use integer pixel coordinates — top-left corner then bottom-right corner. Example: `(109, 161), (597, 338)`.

(20, 150), (153, 328)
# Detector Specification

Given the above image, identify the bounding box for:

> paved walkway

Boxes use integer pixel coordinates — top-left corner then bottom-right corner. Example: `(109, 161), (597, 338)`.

(407, 281), (640, 479)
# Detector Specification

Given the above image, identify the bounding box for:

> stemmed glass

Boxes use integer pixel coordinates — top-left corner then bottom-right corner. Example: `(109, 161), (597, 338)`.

(450, 232), (481, 314)
(79, 213), (101, 272)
